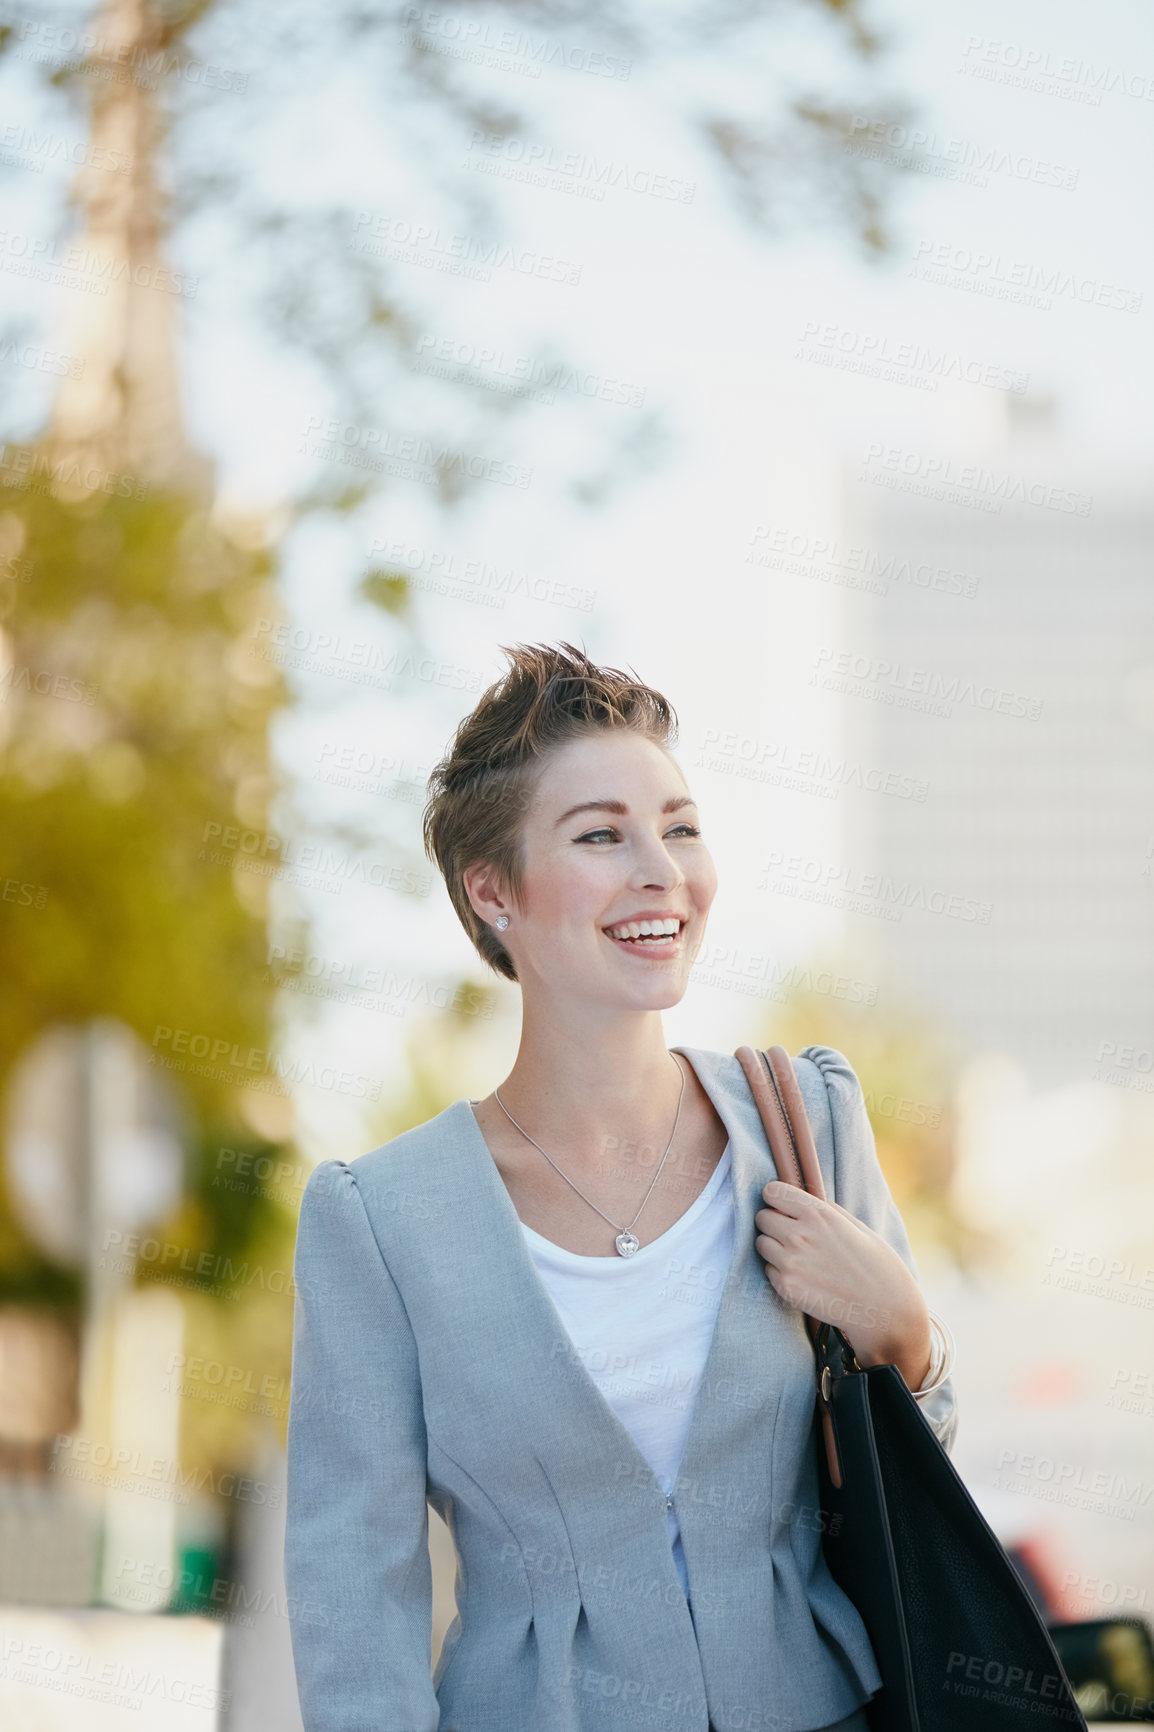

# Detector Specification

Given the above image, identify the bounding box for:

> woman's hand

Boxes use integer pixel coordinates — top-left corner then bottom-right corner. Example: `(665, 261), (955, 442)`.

(754, 1180), (932, 1391)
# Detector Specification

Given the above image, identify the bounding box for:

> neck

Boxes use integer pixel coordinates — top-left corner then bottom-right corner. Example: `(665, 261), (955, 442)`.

(494, 1007), (692, 1170)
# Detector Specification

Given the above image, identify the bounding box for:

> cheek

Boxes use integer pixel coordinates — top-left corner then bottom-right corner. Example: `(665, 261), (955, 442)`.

(524, 851), (608, 927)
(692, 859), (719, 907)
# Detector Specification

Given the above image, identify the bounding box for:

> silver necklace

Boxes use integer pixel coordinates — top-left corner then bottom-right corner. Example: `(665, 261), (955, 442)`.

(493, 1053), (687, 1257)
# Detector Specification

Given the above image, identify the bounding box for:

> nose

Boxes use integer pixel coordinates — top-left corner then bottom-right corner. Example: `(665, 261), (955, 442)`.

(632, 837), (685, 892)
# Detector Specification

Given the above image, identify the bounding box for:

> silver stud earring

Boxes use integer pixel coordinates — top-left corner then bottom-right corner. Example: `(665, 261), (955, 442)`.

(495, 914), (509, 931)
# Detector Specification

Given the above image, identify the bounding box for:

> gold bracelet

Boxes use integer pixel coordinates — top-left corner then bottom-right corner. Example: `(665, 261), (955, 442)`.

(912, 1309), (955, 1400)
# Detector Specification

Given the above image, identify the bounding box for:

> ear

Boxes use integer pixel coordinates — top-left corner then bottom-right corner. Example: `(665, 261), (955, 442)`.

(462, 860), (511, 929)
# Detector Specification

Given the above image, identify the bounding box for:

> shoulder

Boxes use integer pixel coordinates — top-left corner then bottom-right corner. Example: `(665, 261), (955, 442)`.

(708, 1041), (868, 1197)
(792, 1044), (870, 1157)
(687, 1041), (864, 1121)
(299, 1098), (475, 1238)
(348, 1097), (466, 1182)
(294, 1100), (475, 1274)
(792, 1043), (865, 1113)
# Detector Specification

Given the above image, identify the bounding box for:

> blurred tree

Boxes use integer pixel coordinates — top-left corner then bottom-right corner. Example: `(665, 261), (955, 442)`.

(0, 0), (923, 522)
(0, 0), (929, 1509)
(0, 479), (305, 1375)
(0, 0), (306, 1491)
(750, 953), (985, 1267)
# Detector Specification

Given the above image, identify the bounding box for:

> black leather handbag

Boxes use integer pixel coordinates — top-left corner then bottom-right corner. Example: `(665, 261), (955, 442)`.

(735, 1043), (1089, 1732)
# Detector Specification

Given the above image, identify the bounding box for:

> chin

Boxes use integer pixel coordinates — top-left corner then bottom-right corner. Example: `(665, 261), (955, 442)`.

(618, 974), (690, 1011)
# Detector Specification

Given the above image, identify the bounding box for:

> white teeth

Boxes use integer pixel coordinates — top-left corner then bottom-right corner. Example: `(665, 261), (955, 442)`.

(606, 917), (682, 942)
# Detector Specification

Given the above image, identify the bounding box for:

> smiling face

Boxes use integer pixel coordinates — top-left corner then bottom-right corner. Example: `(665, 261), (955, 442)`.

(464, 728), (717, 1012)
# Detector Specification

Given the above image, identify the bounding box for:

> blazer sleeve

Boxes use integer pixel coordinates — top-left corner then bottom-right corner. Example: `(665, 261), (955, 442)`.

(284, 1157), (440, 1732)
(795, 1044), (959, 1456)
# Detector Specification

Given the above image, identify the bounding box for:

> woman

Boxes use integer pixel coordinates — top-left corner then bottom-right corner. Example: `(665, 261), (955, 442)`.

(284, 641), (957, 1732)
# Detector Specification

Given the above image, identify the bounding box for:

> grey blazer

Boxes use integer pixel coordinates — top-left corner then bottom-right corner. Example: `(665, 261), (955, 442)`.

(284, 1043), (957, 1732)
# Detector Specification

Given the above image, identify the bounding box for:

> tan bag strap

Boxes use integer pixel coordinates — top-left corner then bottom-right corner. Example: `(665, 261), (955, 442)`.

(734, 1044), (827, 1201)
(734, 1043), (845, 1486)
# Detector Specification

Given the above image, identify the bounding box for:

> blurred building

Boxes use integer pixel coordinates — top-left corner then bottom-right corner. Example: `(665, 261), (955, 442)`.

(833, 392), (1154, 1090)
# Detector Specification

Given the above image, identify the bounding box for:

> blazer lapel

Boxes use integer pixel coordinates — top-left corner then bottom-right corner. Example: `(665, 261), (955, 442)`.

(665, 1045), (787, 1498)
(444, 1045), (781, 1509)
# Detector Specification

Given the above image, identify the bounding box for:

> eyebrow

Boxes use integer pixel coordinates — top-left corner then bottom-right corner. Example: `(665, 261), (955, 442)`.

(554, 795), (698, 827)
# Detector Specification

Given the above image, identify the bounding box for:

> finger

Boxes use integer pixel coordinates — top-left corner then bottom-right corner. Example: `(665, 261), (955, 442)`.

(761, 1180), (816, 1216)
(753, 1209), (793, 1244)
(754, 1233), (787, 1271)
(824, 1198), (874, 1235)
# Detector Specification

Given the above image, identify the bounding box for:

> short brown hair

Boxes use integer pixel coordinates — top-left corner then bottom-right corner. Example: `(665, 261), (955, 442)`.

(422, 641), (678, 982)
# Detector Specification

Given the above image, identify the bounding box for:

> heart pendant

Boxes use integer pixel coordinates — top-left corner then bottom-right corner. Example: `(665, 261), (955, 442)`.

(615, 1230), (640, 1257)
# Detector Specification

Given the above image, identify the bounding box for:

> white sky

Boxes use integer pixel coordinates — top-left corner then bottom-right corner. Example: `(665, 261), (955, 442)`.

(5, 0), (1153, 1158)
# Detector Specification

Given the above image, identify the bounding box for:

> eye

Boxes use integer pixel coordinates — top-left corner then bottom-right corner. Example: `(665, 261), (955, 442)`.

(573, 823), (701, 844)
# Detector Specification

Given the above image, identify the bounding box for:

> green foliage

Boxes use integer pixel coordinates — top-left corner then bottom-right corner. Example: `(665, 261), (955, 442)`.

(149, 1120), (295, 1301)
(0, 467), (299, 1306)
(358, 567), (412, 618)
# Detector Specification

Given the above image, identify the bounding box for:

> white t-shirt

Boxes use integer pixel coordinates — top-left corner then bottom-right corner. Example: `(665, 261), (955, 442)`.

(519, 1142), (735, 1602)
